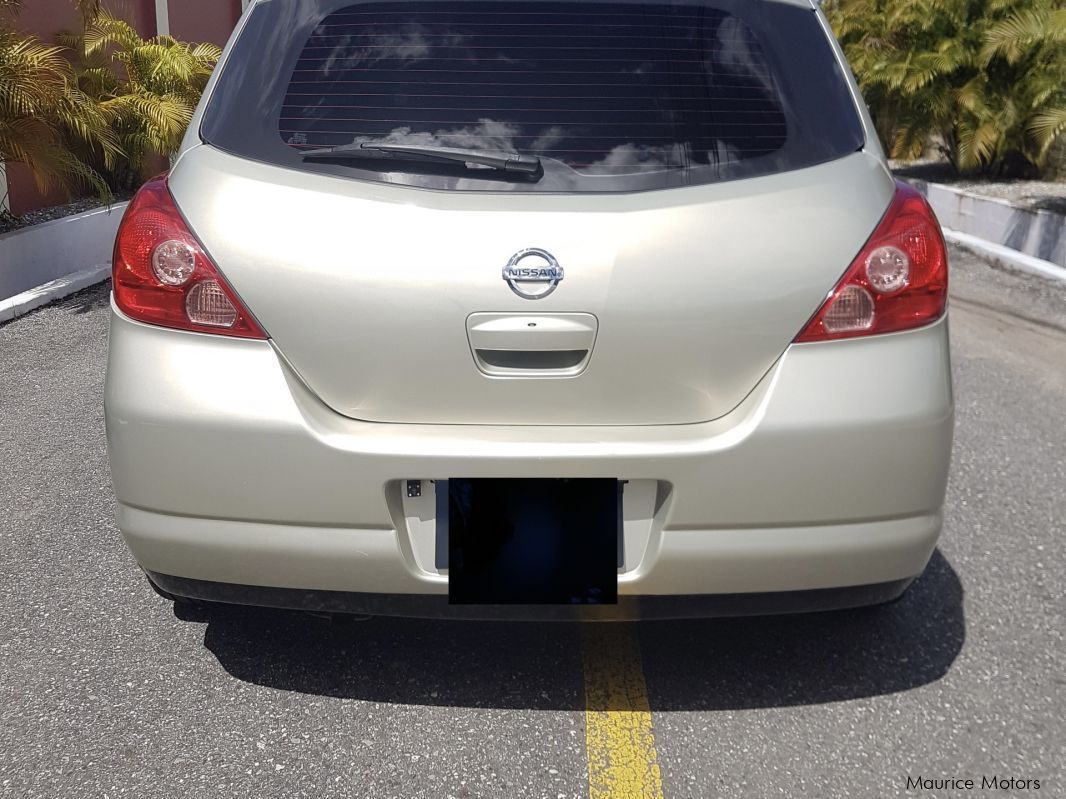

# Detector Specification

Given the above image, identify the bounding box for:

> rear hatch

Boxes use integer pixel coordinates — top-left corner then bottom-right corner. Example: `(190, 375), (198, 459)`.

(173, 0), (895, 425)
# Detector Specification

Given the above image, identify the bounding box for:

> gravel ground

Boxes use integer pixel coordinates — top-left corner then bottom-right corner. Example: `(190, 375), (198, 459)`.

(892, 160), (1066, 215)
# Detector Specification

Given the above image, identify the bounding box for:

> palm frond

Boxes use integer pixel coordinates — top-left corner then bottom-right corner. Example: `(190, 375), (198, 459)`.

(827, 0), (1066, 176)
(1028, 108), (1066, 160)
(1, 4), (220, 198)
(981, 8), (1066, 65)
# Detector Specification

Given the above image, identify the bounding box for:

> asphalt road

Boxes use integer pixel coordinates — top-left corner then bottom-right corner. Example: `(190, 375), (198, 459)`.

(1, 245), (1063, 798)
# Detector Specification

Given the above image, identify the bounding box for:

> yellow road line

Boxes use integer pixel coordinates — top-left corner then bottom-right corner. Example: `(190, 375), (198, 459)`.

(581, 624), (665, 799)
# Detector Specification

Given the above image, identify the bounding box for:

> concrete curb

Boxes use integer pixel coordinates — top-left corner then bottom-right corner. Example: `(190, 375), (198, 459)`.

(0, 201), (126, 324)
(903, 179), (1065, 269)
(943, 227), (1066, 285)
(0, 264), (111, 324)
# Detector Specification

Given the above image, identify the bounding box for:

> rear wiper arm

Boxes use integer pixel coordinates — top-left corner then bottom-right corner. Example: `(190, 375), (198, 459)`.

(300, 142), (542, 175)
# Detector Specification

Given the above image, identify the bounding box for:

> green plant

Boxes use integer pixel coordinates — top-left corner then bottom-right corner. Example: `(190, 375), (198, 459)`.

(826, 0), (1066, 177)
(0, 0), (116, 200)
(59, 10), (220, 187)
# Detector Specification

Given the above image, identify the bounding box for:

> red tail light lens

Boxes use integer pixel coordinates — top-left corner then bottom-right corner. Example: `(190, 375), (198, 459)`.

(795, 181), (947, 342)
(112, 176), (266, 339)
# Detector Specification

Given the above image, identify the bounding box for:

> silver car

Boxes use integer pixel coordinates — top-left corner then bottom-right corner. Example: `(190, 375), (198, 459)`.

(105, 0), (953, 619)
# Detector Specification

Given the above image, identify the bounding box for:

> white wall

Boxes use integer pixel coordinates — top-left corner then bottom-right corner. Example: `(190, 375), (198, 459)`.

(154, 0), (169, 35)
(0, 203), (127, 300)
(909, 181), (1065, 268)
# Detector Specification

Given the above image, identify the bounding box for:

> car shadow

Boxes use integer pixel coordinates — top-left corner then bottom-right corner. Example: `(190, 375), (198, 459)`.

(192, 549), (964, 712)
(64, 280), (112, 316)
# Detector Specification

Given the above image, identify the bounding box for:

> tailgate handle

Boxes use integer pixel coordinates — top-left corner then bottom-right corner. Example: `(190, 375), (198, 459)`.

(466, 313), (597, 376)
(475, 348), (588, 371)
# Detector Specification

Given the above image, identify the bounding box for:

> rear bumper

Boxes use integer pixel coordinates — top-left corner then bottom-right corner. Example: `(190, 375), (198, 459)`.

(147, 570), (913, 620)
(105, 303), (953, 607)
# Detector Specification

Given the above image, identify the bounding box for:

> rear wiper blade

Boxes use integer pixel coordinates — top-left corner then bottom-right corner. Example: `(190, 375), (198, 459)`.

(300, 142), (542, 175)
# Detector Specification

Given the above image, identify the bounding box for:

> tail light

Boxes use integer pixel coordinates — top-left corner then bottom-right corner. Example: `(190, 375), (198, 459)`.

(112, 176), (266, 339)
(795, 181), (947, 342)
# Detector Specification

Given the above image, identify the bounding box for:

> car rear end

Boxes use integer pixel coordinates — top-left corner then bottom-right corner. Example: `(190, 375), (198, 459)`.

(104, 0), (953, 619)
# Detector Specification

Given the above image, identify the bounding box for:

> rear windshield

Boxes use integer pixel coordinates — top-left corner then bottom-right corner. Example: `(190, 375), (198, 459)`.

(201, 0), (865, 193)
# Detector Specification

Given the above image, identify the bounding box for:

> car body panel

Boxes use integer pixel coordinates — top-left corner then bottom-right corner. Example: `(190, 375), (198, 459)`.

(105, 306), (952, 597)
(169, 146), (895, 425)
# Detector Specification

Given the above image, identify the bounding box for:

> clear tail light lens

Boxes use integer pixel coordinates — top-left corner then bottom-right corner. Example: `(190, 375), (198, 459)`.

(112, 176), (266, 339)
(822, 285), (875, 333)
(185, 280), (239, 327)
(795, 181), (947, 342)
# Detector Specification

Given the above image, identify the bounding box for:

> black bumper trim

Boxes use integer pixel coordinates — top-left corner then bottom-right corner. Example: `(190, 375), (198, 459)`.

(147, 571), (913, 621)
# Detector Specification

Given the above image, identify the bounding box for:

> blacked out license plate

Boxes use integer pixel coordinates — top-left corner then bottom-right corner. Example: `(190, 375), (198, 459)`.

(439, 478), (620, 605)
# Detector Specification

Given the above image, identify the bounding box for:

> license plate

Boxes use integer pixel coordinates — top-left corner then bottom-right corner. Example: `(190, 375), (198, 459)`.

(439, 478), (620, 605)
